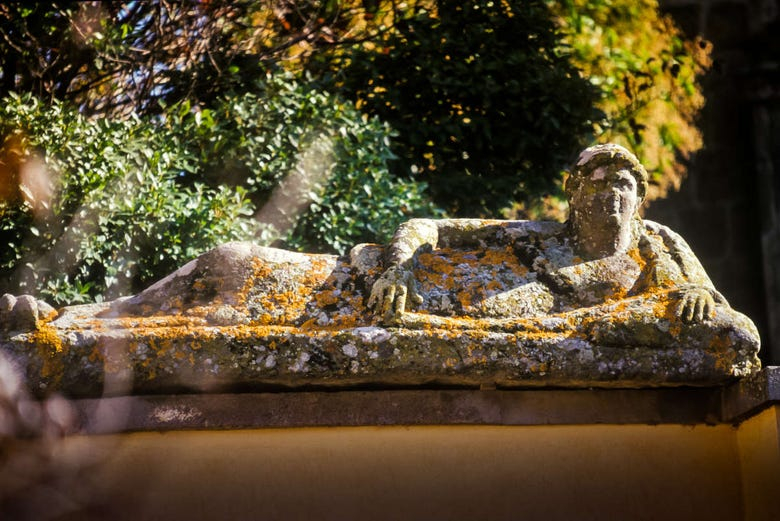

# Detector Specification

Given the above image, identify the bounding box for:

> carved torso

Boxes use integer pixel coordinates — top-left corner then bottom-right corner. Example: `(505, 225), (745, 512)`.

(408, 219), (699, 319)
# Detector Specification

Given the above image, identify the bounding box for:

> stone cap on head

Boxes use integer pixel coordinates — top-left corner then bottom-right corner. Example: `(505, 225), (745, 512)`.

(570, 143), (648, 202)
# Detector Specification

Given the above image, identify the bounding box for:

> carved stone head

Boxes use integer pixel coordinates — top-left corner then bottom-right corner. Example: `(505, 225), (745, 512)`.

(565, 144), (649, 258)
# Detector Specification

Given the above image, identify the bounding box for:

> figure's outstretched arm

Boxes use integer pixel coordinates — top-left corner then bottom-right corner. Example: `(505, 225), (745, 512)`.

(367, 219), (438, 322)
(367, 218), (514, 323)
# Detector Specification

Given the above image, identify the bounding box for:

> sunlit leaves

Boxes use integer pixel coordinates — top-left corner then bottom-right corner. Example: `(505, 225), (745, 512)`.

(549, 0), (711, 200)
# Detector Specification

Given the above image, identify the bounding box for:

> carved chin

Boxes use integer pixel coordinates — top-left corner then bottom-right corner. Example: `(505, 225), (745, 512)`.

(575, 224), (629, 256)
(583, 217), (621, 236)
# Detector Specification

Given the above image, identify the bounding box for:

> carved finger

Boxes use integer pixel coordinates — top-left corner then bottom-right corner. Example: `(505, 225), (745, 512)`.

(381, 285), (396, 319)
(395, 284), (408, 315)
(677, 294), (693, 324)
(410, 287), (424, 306)
(675, 296), (687, 322)
(684, 296), (696, 323)
(367, 285), (382, 310)
(703, 294), (715, 319)
(693, 296), (705, 323)
(405, 275), (423, 306)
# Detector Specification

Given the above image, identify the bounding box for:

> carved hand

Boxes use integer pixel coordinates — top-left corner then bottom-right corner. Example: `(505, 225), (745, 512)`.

(676, 287), (716, 324)
(367, 266), (423, 324)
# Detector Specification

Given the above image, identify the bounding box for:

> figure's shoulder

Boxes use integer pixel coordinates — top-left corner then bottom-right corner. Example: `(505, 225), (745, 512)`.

(641, 219), (719, 291)
(643, 219), (675, 236)
(642, 219), (692, 250)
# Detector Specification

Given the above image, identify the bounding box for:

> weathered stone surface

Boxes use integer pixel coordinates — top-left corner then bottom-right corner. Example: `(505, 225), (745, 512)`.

(0, 294), (56, 333)
(0, 144), (761, 396)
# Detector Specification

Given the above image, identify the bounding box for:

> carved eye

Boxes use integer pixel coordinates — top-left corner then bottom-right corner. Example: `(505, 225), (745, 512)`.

(614, 174), (635, 192)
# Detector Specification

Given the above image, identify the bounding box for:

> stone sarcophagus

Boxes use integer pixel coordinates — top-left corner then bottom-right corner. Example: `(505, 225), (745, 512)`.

(0, 145), (761, 396)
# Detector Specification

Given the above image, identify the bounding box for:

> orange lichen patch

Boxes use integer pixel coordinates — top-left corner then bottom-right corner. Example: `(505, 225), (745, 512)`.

(457, 291), (474, 310)
(116, 314), (207, 330)
(645, 287), (679, 323)
(417, 250), (458, 287)
(247, 255), (336, 325)
(486, 280), (503, 292)
(708, 334), (732, 352)
(27, 323), (65, 354)
(481, 246), (527, 274)
(254, 313), (274, 326)
(299, 318), (319, 330)
(627, 247), (647, 273)
(314, 289), (340, 307)
(87, 344), (105, 364)
(327, 291), (366, 329)
(415, 246), (530, 312)
(443, 357), (459, 368)
(260, 291), (299, 310)
(27, 323), (67, 380)
(603, 285), (629, 304)
(216, 324), (295, 342)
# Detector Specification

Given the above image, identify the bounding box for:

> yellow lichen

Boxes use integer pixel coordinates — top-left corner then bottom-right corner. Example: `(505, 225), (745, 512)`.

(27, 323), (66, 380)
(28, 323), (65, 354)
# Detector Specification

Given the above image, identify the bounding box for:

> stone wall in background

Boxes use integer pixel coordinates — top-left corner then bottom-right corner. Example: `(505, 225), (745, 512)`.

(648, 0), (780, 363)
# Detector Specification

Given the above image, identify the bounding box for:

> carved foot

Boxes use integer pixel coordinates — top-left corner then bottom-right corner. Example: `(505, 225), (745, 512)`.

(0, 294), (56, 332)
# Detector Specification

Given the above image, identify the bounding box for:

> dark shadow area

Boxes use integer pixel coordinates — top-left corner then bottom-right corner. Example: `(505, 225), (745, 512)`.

(647, 0), (780, 364)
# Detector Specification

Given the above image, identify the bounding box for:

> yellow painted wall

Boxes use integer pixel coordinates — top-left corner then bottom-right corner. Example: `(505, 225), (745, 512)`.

(737, 406), (780, 521)
(3, 424), (740, 520)
(5, 407), (780, 520)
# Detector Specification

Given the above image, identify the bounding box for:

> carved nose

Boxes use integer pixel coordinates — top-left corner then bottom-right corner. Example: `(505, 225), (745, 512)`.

(604, 192), (621, 214)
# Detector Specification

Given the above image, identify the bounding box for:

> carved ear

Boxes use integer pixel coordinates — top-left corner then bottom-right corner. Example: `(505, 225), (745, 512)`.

(633, 170), (648, 204)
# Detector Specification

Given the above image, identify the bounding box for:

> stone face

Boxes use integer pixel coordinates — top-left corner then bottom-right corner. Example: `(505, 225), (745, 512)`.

(0, 145), (762, 396)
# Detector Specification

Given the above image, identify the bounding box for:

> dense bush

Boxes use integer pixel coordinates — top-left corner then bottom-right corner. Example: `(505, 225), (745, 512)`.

(0, 93), (259, 304)
(166, 73), (438, 253)
(317, 0), (598, 216)
(308, 0), (709, 218)
(0, 75), (436, 304)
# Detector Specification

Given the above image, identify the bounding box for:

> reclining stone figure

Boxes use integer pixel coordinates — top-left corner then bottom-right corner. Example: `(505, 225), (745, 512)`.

(0, 144), (761, 393)
(370, 143), (720, 326)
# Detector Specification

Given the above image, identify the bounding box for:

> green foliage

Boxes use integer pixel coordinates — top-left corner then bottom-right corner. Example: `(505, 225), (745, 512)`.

(315, 0), (598, 216)
(549, 0), (710, 200)
(166, 72), (438, 253)
(0, 75), (436, 304)
(0, 93), (259, 304)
